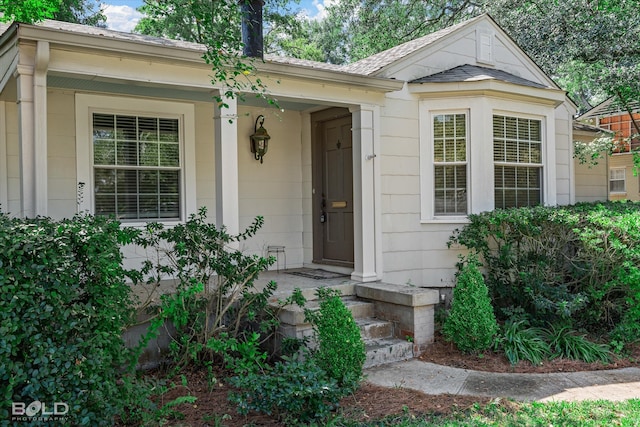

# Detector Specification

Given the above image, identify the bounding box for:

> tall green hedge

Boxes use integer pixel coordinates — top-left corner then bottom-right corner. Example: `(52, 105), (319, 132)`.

(0, 213), (139, 425)
(449, 201), (640, 344)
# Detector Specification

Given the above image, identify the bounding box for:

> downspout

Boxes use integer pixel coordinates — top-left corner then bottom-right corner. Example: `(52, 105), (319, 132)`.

(372, 106), (383, 280)
(34, 41), (49, 216)
(0, 101), (7, 211)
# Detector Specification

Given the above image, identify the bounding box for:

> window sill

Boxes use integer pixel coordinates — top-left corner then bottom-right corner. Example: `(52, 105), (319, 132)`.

(420, 217), (470, 225)
(116, 219), (184, 228)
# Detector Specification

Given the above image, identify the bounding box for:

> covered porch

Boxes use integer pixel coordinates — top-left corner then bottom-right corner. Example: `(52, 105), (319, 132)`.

(0, 20), (404, 283)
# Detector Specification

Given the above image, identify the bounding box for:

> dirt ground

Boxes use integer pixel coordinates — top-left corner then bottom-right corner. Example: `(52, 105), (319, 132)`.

(419, 332), (640, 374)
(147, 333), (640, 426)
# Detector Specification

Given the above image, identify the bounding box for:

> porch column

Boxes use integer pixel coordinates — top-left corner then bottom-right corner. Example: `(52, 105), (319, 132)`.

(214, 96), (240, 235)
(15, 64), (35, 218)
(350, 105), (379, 282)
(14, 41), (49, 218)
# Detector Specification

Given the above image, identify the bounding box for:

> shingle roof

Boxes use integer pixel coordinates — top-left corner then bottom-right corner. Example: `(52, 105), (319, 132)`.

(23, 19), (206, 51)
(265, 55), (347, 73)
(1, 20), (353, 74)
(410, 64), (549, 89)
(1, 16), (490, 79)
(343, 16), (483, 76)
(1, 15), (545, 90)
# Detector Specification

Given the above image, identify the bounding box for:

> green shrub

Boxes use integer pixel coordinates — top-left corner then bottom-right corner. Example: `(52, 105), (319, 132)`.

(305, 288), (366, 390)
(228, 288), (364, 423)
(449, 202), (640, 343)
(206, 331), (267, 376)
(135, 207), (277, 371)
(546, 325), (611, 363)
(0, 213), (141, 425)
(493, 320), (551, 365)
(229, 353), (342, 424)
(443, 256), (498, 353)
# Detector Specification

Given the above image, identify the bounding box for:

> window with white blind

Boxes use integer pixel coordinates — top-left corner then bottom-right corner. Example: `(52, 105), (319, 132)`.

(493, 115), (543, 209)
(433, 113), (467, 215)
(609, 168), (626, 193)
(92, 113), (181, 220)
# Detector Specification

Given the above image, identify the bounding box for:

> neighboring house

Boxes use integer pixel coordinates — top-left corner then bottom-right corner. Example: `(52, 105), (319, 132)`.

(0, 14), (578, 292)
(573, 121), (609, 202)
(579, 99), (640, 201)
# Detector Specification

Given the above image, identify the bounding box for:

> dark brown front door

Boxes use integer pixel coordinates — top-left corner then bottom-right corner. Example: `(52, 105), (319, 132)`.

(312, 109), (354, 266)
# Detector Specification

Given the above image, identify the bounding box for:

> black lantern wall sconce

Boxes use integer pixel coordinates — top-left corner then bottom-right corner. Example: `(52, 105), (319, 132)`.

(250, 115), (271, 164)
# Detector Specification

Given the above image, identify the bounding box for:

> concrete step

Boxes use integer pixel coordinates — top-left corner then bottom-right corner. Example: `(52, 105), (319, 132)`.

(356, 317), (393, 340)
(364, 338), (414, 368)
(278, 296), (374, 325)
(270, 283), (357, 303)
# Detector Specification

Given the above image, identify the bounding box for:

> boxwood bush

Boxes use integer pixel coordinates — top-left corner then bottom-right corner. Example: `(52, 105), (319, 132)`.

(449, 201), (640, 346)
(229, 288), (366, 424)
(443, 255), (498, 353)
(305, 287), (366, 390)
(0, 213), (140, 425)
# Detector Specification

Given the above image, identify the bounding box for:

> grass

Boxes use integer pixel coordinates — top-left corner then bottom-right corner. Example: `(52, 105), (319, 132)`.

(331, 399), (640, 426)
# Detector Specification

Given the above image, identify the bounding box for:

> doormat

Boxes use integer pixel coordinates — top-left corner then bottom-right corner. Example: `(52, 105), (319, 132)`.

(287, 268), (349, 280)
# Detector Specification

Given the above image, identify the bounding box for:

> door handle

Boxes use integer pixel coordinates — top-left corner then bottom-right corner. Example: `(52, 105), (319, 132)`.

(320, 211), (326, 223)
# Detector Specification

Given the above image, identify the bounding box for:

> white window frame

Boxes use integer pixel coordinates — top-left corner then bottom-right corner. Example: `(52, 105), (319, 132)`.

(493, 114), (544, 209)
(420, 106), (470, 222)
(609, 167), (626, 194)
(432, 111), (469, 216)
(76, 94), (196, 226)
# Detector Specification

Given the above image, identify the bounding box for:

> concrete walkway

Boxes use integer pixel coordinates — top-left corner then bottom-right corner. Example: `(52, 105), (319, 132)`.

(365, 359), (640, 402)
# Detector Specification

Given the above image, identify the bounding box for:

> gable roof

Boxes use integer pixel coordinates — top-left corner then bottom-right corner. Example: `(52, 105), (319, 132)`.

(410, 64), (550, 89)
(0, 15), (570, 105)
(343, 16), (484, 76)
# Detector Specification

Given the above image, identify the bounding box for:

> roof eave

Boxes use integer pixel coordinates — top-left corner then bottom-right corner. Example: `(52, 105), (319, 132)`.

(15, 23), (207, 63)
(0, 24), (19, 93)
(408, 80), (567, 107)
(256, 61), (404, 92)
(0, 22), (18, 49)
(11, 23), (403, 93)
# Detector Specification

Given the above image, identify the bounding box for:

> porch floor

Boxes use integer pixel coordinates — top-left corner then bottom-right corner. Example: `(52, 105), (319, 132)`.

(254, 268), (360, 297)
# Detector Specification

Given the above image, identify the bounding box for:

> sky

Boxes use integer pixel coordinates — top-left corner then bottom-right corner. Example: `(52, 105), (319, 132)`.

(101, 0), (335, 33)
